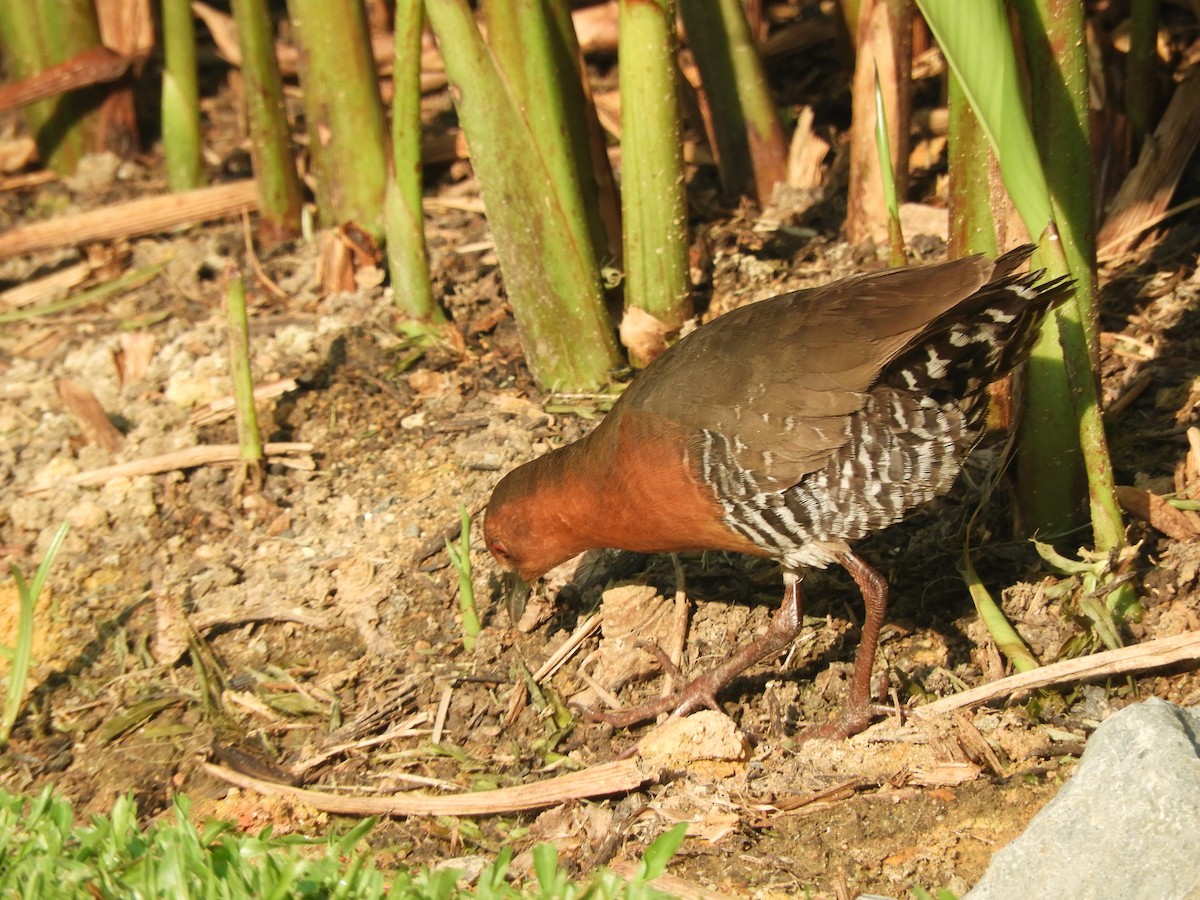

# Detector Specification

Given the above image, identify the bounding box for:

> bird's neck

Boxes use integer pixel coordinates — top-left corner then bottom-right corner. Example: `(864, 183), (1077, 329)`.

(527, 413), (765, 558)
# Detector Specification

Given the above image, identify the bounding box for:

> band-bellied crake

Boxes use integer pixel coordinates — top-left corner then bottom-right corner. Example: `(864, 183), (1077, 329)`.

(485, 246), (1072, 739)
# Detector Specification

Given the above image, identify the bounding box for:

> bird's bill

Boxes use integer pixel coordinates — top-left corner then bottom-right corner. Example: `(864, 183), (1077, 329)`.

(501, 570), (532, 624)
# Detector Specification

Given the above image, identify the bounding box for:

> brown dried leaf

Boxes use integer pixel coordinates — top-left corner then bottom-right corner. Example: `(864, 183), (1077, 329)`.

(335, 557), (387, 649)
(57, 378), (123, 453)
(153, 593), (191, 666)
(619, 306), (673, 367)
(114, 332), (157, 389)
(1116, 485), (1200, 541)
(639, 710), (752, 779)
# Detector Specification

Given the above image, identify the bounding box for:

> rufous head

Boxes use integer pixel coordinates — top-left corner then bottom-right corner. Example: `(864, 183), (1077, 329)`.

(483, 459), (584, 584)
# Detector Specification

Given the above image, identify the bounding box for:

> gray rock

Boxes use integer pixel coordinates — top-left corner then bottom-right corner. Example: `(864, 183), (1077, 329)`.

(967, 698), (1200, 900)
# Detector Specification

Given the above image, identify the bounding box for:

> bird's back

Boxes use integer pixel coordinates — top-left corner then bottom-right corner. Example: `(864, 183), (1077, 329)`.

(613, 247), (1071, 569)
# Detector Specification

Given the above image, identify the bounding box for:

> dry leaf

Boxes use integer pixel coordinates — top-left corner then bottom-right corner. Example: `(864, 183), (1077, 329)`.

(640, 710), (752, 779)
(593, 584), (673, 690)
(57, 378), (123, 452)
(114, 332), (157, 388)
(619, 306), (673, 366)
(1116, 485), (1200, 540)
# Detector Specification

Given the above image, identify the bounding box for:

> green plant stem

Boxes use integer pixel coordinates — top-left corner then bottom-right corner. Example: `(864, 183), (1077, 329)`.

(918, 0), (1125, 554)
(483, 0), (619, 283)
(960, 548), (1039, 672)
(679, 0), (787, 203)
(1, 523), (69, 748)
(0, 262), (168, 324)
(1126, 0), (1161, 148)
(425, 0), (620, 390)
(543, 1), (624, 265)
(0, 0), (106, 174)
(619, 0), (690, 362)
(285, 0), (388, 237)
(224, 273), (263, 462)
(945, 70), (998, 259)
(161, 0), (205, 191)
(1050, 284), (1126, 558)
(229, 0), (302, 243)
(386, 0), (442, 323)
(1012, 0), (1125, 554)
(922, 0), (1133, 625)
(915, 1), (1055, 233)
(873, 70), (905, 265)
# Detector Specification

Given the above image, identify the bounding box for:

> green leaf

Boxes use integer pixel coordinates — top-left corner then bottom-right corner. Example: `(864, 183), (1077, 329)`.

(638, 822), (688, 881)
(915, 0), (1054, 239)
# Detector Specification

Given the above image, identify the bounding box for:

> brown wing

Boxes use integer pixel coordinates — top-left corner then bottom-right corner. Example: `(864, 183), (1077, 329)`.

(622, 254), (997, 487)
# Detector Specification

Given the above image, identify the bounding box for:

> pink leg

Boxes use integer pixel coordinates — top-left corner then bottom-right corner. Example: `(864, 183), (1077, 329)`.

(799, 549), (893, 741)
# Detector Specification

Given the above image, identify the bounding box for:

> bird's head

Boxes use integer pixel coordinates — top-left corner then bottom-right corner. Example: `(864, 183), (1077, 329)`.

(485, 463), (567, 581)
(484, 453), (597, 616)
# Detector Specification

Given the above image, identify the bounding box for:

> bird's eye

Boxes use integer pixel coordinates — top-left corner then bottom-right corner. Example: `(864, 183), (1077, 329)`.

(488, 541), (510, 562)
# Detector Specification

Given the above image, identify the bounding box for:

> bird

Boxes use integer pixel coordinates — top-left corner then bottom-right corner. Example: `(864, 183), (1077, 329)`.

(484, 246), (1072, 739)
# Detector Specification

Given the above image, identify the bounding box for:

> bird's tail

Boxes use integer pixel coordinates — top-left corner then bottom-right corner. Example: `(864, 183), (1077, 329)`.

(882, 246), (1074, 415)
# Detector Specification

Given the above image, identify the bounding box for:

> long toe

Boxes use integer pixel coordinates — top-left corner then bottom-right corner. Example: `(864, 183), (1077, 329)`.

(582, 695), (676, 728)
(795, 701), (896, 744)
(581, 669), (729, 728)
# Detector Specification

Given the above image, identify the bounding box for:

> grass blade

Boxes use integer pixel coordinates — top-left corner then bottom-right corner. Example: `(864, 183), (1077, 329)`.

(1, 522), (69, 747)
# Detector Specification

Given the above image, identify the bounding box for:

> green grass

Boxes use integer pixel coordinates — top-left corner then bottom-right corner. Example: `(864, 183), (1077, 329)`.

(1, 522), (69, 747)
(444, 503), (480, 651)
(0, 787), (685, 899)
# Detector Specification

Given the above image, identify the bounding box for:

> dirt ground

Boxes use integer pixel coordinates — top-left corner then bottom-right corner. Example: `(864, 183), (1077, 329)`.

(4, 24), (1200, 900)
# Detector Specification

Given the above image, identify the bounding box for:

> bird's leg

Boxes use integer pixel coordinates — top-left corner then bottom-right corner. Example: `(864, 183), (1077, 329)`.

(584, 575), (805, 728)
(799, 549), (894, 741)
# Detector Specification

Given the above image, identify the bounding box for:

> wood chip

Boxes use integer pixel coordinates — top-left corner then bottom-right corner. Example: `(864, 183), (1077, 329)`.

(531, 613), (602, 683)
(203, 756), (661, 817)
(787, 106), (829, 189)
(772, 777), (867, 812)
(113, 332), (157, 389)
(637, 711), (751, 779)
(23, 442), (315, 494)
(0, 46), (130, 113)
(57, 378), (123, 453)
(152, 592), (192, 665)
(0, 262), (89, 310)
(188, 378), (298, 427)
(1116, 485), (1200, 540)
(431, 683), (453, 745)
(189, 602), (332, 634)
(590, 585), (674, 694)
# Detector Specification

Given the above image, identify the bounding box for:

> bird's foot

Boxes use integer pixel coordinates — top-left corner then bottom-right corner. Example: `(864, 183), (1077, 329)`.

(580, 644), (726, 728)
(795, 701), (899, 744)
(581, 589), (804, 730)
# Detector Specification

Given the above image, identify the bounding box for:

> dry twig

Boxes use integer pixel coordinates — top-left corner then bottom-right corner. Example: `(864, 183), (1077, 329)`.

(24, 442), (314, 494)
(917, 631), (1200, 717)
(203, 756), (659, 817)
(0, 181), (260, 259)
